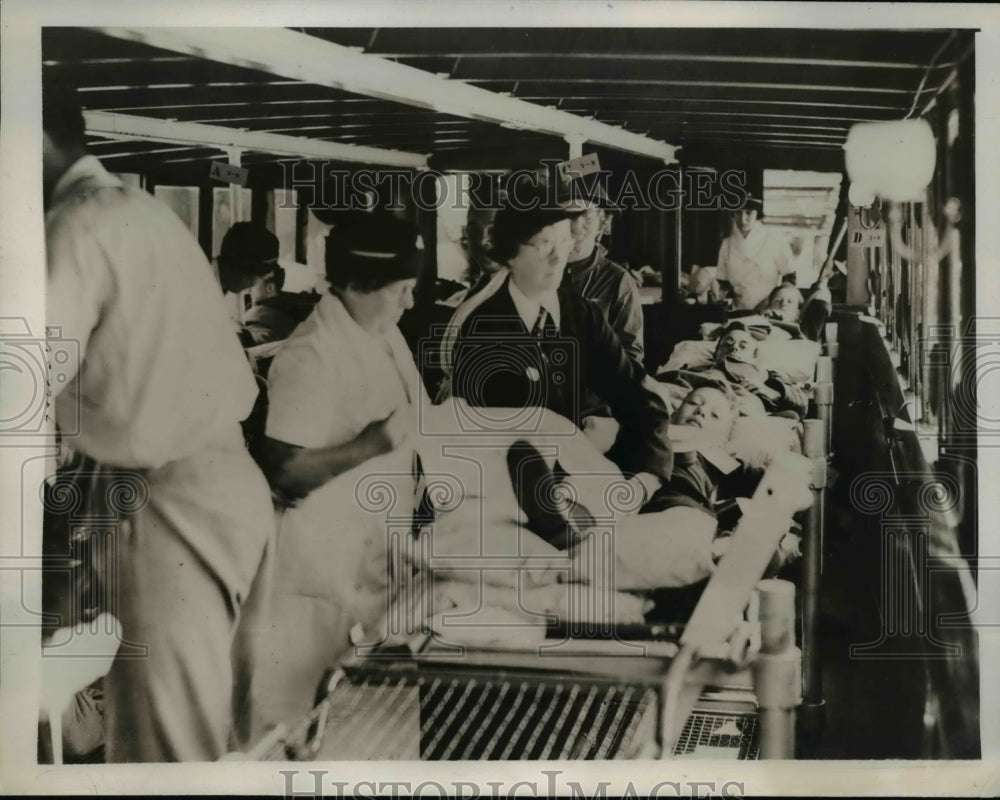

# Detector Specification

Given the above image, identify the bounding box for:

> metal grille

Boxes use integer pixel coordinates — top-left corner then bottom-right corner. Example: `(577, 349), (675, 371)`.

(673, 710), (760, 760)
(309, 669), (658, 760)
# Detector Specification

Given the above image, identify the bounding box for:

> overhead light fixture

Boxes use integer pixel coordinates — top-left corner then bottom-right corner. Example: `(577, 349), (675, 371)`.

(847, 182), (876, 209)
(84, 110), (428, 168)
(94, 26), (678, 163)
(844, 119), (936, 203)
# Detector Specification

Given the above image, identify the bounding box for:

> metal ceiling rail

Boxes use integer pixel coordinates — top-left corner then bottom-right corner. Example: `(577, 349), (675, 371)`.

(464, 77), (912, 93)
(92, 27), (678, 164)
(545, 97), (908, 110)
(107, 96), (903, 112)
(377, 52), (935, 70)
(83, 110), (429, 168)
(582, 110), (870, 123)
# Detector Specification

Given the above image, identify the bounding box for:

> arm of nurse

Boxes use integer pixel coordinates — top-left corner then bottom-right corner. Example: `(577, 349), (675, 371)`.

(262, 341), (413, 500)
(687, 240), (730, 299)
(261, 411), (410, 500)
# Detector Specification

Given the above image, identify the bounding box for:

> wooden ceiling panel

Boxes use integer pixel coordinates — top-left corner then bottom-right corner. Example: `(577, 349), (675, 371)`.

(448, 56), (938, 91)
(310, 27), (957, 66)
(42, 26), (970, 170)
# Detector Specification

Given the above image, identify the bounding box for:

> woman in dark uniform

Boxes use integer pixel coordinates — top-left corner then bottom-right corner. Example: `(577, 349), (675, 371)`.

(450, 186), (673, 500)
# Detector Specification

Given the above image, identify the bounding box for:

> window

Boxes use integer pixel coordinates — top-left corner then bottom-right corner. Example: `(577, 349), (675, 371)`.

(762, 170), (842, 288)
(211, 186), (253, 259)
(266, 188), (326, 294)
(436, 173), (471, 284)
(154, 185), (199, 238)
(273, 188), (298, 267)
(305, 208), (332, 285)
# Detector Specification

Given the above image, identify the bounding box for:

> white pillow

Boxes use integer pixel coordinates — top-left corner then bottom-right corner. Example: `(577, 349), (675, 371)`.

(756, 339), (821, 382)
(728, 415), (803, 469)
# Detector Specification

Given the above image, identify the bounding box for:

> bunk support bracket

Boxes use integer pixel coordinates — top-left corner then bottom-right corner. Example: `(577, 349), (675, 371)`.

(753, 579), (801, 758)
(801, 418), (827, 714)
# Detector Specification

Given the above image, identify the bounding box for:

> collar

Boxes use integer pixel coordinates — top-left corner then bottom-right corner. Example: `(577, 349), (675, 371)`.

(674, 450), (701, 467)
(318, 291), (391, 352)
(720, 358), (764, 383)
(700, 447), (741, 474)
(672, 437), (741, 474)
(507, 277), (561, 332)
(565, 242), (606, 277)
(441, 267), (510, 373)
(733, 220), (765, 248)
(50, 155), (122, 208)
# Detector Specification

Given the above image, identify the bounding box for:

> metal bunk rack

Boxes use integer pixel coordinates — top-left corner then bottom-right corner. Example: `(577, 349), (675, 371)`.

(248, 458), (811, 762)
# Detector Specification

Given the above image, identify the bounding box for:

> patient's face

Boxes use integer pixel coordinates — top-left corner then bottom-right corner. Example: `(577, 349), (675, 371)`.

(768, 286), (802, 322)
(715, 328), (757, 364)
(672, 387), (735, 445)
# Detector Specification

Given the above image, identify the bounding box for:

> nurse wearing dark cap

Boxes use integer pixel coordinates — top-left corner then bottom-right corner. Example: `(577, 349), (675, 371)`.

(252, 211), (429, 734)
(450, 187), (674, 499)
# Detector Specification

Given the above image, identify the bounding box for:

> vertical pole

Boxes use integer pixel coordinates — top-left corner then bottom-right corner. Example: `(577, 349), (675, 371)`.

(846, 209), (870, 306)
(226, 149), (247, 322)
(801, 419), (827, 716)
(815, 355), (834, 451)
(564, 135), (584, 160)
(657, 646), (695, 758)
(824, 322), (840, 361)
(753, 579), (801, 758)
(673, 166), (684, 305)
(227, 148), (244, 224)
(50, 714), (63, 765)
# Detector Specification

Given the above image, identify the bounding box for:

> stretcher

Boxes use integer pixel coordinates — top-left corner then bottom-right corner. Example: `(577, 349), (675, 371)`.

(654, 325), (836, 719)
(246, 457), (807, 761)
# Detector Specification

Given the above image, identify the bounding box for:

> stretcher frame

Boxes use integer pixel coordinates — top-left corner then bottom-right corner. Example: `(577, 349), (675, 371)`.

(801, 331), (836, 716)
(247, 457), (807, 761)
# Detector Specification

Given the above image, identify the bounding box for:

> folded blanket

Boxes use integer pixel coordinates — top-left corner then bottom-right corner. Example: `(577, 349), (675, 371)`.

(569, 505), (718, 591)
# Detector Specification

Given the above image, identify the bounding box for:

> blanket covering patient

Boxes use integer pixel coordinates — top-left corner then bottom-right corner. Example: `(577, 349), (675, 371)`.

(385, 395), (809, 651)
(657, 321), (809, 418)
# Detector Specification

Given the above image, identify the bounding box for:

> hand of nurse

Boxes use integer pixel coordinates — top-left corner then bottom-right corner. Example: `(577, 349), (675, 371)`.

(361, 409), (413, 457)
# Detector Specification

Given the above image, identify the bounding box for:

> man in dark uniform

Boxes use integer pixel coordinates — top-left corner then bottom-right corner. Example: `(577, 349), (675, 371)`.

(563, 186), (644, 365)
(561, 183), (645, 447)
(450, 187), (673, 500)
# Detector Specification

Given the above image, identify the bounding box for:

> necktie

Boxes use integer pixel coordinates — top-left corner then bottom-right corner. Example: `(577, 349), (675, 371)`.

(531, 306), (558, 338)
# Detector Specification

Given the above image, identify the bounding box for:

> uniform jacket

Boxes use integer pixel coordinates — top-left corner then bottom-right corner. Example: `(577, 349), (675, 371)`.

(451, 277), (673, 480)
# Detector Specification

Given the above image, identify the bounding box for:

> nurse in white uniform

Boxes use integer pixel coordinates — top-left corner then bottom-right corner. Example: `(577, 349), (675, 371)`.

(251, 211), (428, 733)
(700, 196), (796, 311)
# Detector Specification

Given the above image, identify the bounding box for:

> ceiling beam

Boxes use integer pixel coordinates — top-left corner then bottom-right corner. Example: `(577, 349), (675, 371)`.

(83, 110), (429, 168)
(378, 51), (932, 70)
(92, 27), (677, 164)
(466, 77), (912, 94)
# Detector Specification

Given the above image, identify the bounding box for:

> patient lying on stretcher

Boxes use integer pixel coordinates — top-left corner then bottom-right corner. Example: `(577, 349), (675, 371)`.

(656, 322), (809, 418)
(642, 386), (763, 518)
(574, 386), (803, 572)
(387, 395), (809, 650)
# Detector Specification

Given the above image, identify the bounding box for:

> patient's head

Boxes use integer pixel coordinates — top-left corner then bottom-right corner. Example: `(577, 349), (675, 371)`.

(714, 323), (758, 365)
(671, 386), (738, 446)
(765, 284), (804, 323)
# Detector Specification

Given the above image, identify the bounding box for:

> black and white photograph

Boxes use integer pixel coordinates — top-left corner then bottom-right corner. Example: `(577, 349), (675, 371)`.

(1, 1), (997, 795)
